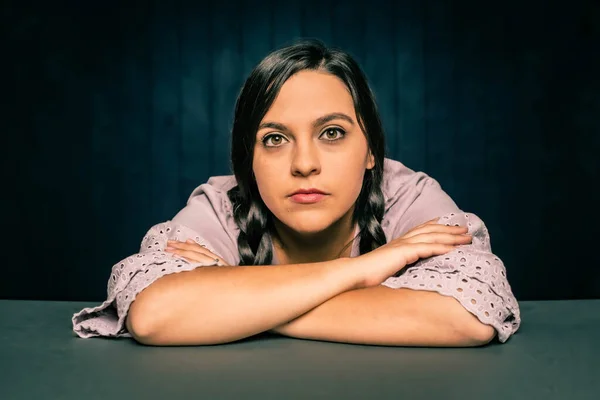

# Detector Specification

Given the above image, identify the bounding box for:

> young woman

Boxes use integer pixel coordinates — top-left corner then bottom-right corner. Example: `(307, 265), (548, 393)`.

(73, 39), (520, 347)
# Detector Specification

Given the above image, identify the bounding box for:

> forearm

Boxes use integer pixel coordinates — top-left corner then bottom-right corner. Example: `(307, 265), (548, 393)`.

(270, 286), (496, 347)
(126, 258), (357, 346)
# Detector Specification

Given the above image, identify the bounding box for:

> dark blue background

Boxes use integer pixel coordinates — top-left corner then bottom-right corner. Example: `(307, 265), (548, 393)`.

(3, 0), (599, 301)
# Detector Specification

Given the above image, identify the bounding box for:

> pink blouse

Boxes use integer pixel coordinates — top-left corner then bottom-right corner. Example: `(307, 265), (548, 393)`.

(72, 157), (521, 343)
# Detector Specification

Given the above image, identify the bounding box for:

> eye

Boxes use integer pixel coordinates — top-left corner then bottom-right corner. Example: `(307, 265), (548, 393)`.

(262, 134), (288, 147)
(320, 128), (346, 141)
(261, 128), (346, 148)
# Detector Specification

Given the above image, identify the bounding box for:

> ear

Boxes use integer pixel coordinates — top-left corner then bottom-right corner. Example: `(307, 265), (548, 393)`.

(366, 151), (375, 170)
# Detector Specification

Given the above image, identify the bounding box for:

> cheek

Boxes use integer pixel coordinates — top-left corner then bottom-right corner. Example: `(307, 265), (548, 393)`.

(254, 170), (283, 210)
(341, 166), (367, 203)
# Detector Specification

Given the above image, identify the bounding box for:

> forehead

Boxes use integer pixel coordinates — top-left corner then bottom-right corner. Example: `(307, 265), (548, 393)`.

(263, 70), (355, 121)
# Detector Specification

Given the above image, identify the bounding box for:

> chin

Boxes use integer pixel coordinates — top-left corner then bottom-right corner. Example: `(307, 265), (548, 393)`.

(289, 225), (330, 235)
(280, 215), (335, 235)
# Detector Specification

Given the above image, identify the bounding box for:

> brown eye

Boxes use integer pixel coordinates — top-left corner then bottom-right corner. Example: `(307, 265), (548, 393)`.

(321, 128), (345, 141)
(263, 134), (286, 147)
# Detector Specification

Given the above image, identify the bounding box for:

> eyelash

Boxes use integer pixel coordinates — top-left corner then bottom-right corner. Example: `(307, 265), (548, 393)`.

(261, 128), (347, 148)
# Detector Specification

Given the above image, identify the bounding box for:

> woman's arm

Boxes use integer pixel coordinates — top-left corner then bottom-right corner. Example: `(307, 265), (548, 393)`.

(126, 258), (358, 346)
(127, 222), (479, 347)
(269, 285), (496, 347)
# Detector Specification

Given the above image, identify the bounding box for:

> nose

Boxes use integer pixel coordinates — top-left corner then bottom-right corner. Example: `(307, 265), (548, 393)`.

(290, 139), (321, 177)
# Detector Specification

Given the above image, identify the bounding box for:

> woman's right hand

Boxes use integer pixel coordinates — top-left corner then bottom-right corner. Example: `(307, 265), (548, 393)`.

(348, 217), (473, 289)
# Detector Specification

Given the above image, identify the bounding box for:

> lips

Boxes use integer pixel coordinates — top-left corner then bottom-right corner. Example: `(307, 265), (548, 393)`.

(288, 188), (328, 204)
(289, 188), (327, 196)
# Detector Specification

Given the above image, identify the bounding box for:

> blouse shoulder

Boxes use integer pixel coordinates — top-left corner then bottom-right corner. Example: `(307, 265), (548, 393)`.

(378, 158), (521, 343)
(71, 174), (242, 339)
(172, 174), (241, 262)
(380, 157), (461, 240)
(184, 174), (238, 211)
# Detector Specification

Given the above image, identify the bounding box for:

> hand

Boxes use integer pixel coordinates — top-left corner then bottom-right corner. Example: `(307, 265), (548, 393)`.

(164, 239), (230, 266)
(348, 217), (472, 289)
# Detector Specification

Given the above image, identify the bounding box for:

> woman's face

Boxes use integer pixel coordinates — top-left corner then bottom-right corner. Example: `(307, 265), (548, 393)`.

(252, 70), (374, 235)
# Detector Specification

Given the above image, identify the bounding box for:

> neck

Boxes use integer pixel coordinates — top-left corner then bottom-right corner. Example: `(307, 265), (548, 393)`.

(271, 206), (358, 265)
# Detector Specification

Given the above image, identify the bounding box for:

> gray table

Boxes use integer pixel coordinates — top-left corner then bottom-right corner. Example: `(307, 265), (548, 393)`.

(1, 299), (599, 399)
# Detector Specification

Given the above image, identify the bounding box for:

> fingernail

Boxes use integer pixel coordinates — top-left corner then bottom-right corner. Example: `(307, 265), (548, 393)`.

(186, 239), (194, 243)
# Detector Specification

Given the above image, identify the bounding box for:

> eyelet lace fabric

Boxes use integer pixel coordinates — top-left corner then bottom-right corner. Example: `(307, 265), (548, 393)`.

(381, 211), (521, 343)
(71, 222), (224, 338)
(71, 210), (520, 343)
(71, 157), (521, 343)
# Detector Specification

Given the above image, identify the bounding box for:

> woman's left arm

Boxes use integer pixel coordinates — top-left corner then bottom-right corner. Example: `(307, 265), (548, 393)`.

(270, 208), (521, 346)
(269, 284), (495, 347)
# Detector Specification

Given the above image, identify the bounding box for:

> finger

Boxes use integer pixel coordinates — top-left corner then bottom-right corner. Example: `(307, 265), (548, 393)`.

(168, 248), (221, 264)
(166, 239), (205, 249)
(164, 241), (222, 263)
(398, 219), (436, 240)
(403, 232), (472, 245)
(166, 240), (214, 257)
(402, 224), (468, 239)
(186, 238), (206, 246)
(414, 217), (441, 229)
(165, 239), (216, 257)
(402, 243), (457, 265)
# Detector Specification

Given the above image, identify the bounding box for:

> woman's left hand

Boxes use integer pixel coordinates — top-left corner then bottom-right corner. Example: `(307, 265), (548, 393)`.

(164, 239), (229, 266)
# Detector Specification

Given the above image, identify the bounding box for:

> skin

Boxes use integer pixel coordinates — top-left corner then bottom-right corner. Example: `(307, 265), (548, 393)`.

(154, 73), (496, 346)
(252, 69), (375, 265)
(165, 69), (375, 266)
(157, 72), (496, 344)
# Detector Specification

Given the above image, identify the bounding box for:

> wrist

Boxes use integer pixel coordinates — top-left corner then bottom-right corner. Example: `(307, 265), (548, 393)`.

(331, 255), (365, 291)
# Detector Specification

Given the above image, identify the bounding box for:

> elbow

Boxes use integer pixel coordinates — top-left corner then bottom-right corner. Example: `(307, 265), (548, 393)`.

(452, 299), (497, 346)
(125, 300), (239, 346)
(467, 323), (496, 346)
(126, 312), (155, 345)
(125, 299), (160, 345)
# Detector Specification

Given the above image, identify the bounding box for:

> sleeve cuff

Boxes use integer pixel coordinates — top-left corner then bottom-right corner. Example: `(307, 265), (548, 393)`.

(72, 222), (224, 338)
(381, 211), (521, 343)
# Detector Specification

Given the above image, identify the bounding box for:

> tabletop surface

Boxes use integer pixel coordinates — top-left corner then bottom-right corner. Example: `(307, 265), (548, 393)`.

(0, 299), (599, 400)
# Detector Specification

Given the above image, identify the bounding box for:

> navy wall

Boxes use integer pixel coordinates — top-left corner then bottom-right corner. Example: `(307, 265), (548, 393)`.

(3, 0), (599, 301)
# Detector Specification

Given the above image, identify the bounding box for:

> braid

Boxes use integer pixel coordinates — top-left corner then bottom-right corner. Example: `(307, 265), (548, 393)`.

(226, 40), (389, 263)
(355, 169), (387, 255)
(229, 168), (387, 264)
(227, 185), (273, 266)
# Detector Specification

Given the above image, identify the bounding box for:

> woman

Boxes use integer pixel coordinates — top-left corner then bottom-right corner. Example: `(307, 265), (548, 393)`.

(72, 39), (520, 347)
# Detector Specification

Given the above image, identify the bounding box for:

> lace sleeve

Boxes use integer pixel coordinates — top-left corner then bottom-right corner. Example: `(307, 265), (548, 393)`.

(71, 222), (225, 338)
(381, 211), (521, 343)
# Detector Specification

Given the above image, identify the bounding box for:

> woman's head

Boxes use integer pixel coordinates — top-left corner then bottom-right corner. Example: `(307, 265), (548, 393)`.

(228, 39), (387, 265)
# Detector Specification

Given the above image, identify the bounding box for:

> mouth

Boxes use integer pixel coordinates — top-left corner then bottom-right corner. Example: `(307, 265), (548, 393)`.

(289, 188), (327, 196)
(288, 191), (328, 204)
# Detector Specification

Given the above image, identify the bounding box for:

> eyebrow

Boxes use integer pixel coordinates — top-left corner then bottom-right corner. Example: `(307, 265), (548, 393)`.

(257, 112), (355, 132)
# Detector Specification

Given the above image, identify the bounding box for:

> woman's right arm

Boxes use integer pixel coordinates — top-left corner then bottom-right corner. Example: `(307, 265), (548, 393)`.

(126, 258), (358, 346)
